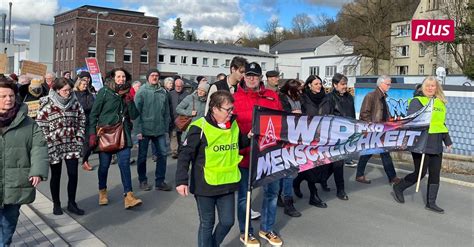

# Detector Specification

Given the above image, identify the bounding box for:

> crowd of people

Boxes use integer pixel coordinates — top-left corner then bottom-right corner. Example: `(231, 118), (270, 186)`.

(0, 55), (452, 246)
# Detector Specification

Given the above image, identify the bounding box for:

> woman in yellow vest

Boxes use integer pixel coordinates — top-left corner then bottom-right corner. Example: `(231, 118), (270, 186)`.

(176, 90), (250, 247)
(392, 76), (452, 213)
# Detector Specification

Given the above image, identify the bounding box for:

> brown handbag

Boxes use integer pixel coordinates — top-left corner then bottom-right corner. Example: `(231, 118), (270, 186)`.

(96, 117), (125, 152)
(174, 97), (195, 131)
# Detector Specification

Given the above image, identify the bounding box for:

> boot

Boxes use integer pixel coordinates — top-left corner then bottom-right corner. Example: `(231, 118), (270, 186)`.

(336, 183), (348, 200)
(392, 179), (413, 204)
(67, 202), (85, 215)
(99, 189), (109, 206)
(309, 191), (328, 208)
(425, 184), (444, 214)
(283, 197), (302, 217)
(124, 192), (142, 209)
(53, 202), (63, 215)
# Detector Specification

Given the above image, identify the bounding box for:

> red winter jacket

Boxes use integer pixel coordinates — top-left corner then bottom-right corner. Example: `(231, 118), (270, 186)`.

(233, 81), (282, 168)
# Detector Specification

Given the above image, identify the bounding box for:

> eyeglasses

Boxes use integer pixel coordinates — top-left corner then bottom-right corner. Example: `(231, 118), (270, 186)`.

(219, 106), (234, 113)
(59, 88), (72, 93)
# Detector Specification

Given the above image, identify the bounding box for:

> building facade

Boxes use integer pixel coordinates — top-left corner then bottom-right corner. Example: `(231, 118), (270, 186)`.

(29, 24), (54, 72)
(53, 5), (158, 80)
(157, 39), (276, 83)
(390, 0), (463, 76)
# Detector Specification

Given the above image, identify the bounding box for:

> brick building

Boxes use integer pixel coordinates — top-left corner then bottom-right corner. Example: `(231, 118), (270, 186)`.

(53, 5), (158, 80)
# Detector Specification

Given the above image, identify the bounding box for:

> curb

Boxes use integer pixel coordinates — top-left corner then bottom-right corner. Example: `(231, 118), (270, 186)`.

(22, 204), (69, 246)
(367, 162), (474, 188)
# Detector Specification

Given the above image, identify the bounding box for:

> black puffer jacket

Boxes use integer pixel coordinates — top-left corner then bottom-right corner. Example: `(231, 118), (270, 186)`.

(301, 87), (325, 116)
(319, 90), (355, 118)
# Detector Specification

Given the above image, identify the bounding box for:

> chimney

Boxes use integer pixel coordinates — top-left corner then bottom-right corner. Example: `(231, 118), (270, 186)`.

(259, 44), (270, 53)
(1, 14), (6, 43)
(8, 2), (12, 43)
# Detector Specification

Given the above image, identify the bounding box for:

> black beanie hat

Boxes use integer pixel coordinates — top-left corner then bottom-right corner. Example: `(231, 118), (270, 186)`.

(196, 76), (205, 83)
(146, 68), (160, 80)
(78, 71), (92, 81)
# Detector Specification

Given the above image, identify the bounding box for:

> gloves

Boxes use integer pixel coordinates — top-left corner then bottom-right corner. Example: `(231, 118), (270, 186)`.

(89, 134), (97, 148)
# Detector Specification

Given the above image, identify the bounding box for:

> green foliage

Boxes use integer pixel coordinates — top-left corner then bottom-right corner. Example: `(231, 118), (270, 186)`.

(173, 18), (185, 41)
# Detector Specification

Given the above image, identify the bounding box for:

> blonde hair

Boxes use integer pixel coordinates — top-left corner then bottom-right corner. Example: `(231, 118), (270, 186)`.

(73, 77), (88, 91)
(421, 76), (447, 104)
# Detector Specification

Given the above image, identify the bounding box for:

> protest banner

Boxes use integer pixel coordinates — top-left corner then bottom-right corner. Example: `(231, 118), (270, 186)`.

(0, 54), (7, 74)
(20, 60), (47, 77)
(249, 99), (433, 188)
(25, 100), (40, 118)
(85, 57), (103, 91)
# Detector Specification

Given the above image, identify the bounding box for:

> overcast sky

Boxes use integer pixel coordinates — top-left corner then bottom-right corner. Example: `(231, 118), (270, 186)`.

(1, 0), (350, 41)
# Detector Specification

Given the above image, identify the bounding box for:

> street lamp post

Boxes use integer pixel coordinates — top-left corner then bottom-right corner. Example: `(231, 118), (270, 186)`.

(87, 9), (109, 58)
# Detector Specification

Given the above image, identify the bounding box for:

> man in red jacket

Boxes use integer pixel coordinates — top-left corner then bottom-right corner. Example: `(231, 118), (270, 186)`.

(234, 62), (284, 246)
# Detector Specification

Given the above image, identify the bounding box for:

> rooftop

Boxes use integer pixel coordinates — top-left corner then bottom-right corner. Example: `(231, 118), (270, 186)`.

(55, 5), (146, 18)
(270, 36), (334, 54)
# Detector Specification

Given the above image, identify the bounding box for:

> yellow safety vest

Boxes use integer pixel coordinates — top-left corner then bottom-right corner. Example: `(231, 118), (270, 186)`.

(414, 96), (448, 134)
(190, 118), (242, 186)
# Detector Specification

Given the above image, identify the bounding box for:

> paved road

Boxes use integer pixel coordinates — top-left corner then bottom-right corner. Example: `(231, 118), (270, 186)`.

(37, 152), (473, 247)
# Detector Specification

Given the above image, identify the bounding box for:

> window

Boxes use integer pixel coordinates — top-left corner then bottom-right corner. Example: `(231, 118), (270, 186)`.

(397, 24), (410, 37)
(213, 58), (218, 66)
(181, 56), (187, 64)
(88, 47), (96, 58)
(71, 29), (74, 34)
(418, 64), (425, 75)
(325, 66), (336, 77)
(261, 62), (266, 70)
(158, 54), (164, 63)
(89, 28), (96, 36)
(55, 48), (59, 61)
(396, 45), (409, 57)
(396, 66), (408, 75)
(124, 49), (132, 63)
(106, 48), (115, 62)
(343, 65), (356, 76)
(125, 31), (132, 38)
(432, 64), (437, 75)
(56, 32), (58, 37)
(170, 55), (176, 63)
(309, 66), (319, 76)
(70, 46), (74, 60)
(107, 30), (115, 37)
(140, 50), (149, 64)
(419, 43), (427, 57)
(192, 57), (198, 65)
(60, 47), (64, 61)
(225, 59), (230, 67)
(65, 46), (68, 60)
(203, 57), (208, 66)
(142, 33), (149, 40)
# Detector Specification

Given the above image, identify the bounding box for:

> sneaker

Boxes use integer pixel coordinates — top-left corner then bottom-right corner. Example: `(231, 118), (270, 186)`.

(155, 182), (172, 191)
(240, 233), (260, 247)
(259, 230), (283, 246)
(344, 161), (357, 168)
(251, 209), (261, 220)
(139, 181), (152, 191)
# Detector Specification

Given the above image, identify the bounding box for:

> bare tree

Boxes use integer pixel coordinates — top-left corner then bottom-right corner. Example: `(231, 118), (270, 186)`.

(292, 13), (314, 38)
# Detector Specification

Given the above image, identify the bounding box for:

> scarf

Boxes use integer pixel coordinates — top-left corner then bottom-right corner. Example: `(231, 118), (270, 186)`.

(106, 79), (131, 96)
(304, 87), (325, 106)
(0, 102), (20, 128)
(49, 89), (76, 110)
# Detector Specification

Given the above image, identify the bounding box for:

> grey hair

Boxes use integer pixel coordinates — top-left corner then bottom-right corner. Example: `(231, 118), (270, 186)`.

(376, 75), (391, 86)
(132, 80), (141, 86)
(163, 77), (174, 85)
(45, 71), (56, 79)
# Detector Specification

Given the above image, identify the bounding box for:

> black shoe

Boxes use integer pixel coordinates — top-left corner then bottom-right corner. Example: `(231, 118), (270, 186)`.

(392, 178), (412, 204)
(336, 190), (349, 200)
(425, 184), (444, 214)
(309, 195), (327, 208)
(53, 203), (63, 215)
(283, 198), (302, 217)
(67, 202), (85, 215)
(277, 195), (284, 207)
(155, 182), (172, 191)
(293, 183), (303, 198)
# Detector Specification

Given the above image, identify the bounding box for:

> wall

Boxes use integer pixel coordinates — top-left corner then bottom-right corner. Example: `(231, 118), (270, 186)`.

(29, 24), (54, 72)
(275, 51), (314, 79)
(301, 55), (361, 83)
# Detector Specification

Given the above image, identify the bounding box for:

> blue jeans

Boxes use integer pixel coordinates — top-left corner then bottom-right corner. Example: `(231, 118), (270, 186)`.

(195, 193), (235, 247)
(261, 180), (279, 232)
(0, 204), (21, 246)
(280, 176), (294, 199)
(237, 167), (253, 234)
(98, 148), (133, 193)
(356, 152), (397, 182)
(137, 135), (167, 185)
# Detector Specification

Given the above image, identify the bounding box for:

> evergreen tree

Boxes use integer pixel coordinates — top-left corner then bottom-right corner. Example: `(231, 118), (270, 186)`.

(173, 18), (185, 40)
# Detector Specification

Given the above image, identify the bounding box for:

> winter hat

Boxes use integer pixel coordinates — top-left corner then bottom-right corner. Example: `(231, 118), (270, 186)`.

(197, 83), (210, 92)
(146, 68), (160, 80)
(30, 78), (42, 88)
(78, 71), (92, 80)
(9, 73), (18, 82)
(196, 76), (206, 84)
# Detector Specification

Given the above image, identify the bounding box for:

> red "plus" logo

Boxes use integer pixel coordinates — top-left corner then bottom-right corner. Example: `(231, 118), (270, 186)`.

(411, 20), (455, 42)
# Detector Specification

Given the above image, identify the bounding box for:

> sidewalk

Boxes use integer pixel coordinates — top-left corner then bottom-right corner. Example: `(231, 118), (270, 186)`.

(12, 191), (106, 247)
